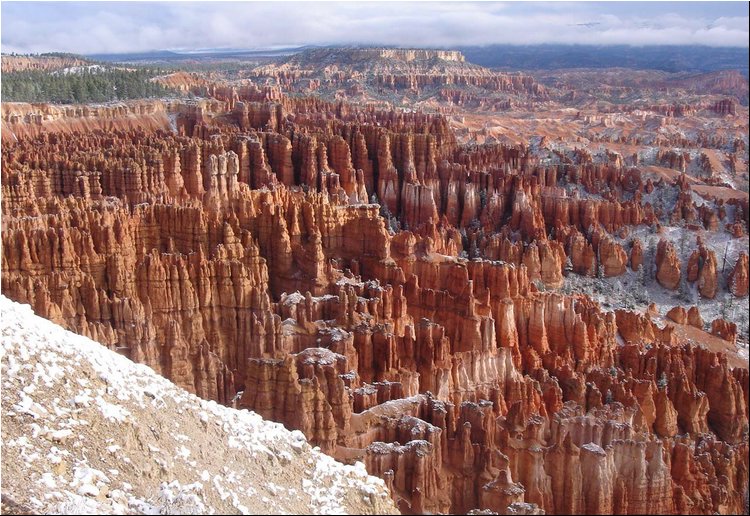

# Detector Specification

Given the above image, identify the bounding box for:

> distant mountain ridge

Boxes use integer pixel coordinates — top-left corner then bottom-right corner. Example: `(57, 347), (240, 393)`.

(80, 45), (750, 77)
(88, 47), (304, 63)
(457, 44), (750, 77)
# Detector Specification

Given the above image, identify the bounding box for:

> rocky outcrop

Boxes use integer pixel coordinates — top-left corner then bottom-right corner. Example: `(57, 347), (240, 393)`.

(2, 101), (178, 142)
(687, 306), (704, 329)
(251, 48), (545, 101)
(655, 239), (681, 290)
(687, 242), (719, 299)
(713, 99), (737, 116)
(1, 54), (91, 72)
(630, 238), (644, 271)
(666, 306), (687, 324)
(728, 253), (749, 297)
(595, 232), (628, 277)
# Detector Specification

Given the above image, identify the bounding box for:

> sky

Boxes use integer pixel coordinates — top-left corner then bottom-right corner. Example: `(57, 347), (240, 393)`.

(1, 1), (748, 55)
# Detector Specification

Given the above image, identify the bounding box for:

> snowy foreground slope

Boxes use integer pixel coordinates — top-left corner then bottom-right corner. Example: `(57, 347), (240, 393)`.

(0, 296), (399, 515)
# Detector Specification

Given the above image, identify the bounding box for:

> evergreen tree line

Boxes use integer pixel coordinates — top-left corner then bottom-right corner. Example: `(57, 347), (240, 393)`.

(1, 67), (181, 104)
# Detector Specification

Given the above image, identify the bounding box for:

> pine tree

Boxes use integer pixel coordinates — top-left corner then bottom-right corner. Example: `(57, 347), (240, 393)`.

(657, 372), (668, 390)
(1, 66), (178, 104)
(678, 274), (692, 303)
(469, 236), (479, 259)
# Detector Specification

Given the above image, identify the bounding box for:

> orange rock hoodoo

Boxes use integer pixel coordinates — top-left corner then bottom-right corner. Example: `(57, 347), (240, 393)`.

(656, 239), (682, 290)
(2, 92), (748, 515)
(729, 253), (749, 297)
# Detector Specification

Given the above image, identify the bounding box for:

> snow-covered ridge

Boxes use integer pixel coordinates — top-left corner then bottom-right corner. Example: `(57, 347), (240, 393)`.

(51, 64), (107, 76)
(0, 295), (398, 515)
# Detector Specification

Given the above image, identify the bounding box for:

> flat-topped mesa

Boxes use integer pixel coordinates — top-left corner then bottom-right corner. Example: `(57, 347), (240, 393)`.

(290, 47), (466, 65)
(254, 46), (545, 98)
(352, 48), (466, 63)
(1, 54), (91, 72)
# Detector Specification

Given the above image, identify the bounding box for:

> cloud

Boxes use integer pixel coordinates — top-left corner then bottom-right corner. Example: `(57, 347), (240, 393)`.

(1, 1), (748, 55)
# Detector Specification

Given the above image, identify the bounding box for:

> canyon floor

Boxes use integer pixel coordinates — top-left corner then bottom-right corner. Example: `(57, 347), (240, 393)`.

(1, 48), (749, 515)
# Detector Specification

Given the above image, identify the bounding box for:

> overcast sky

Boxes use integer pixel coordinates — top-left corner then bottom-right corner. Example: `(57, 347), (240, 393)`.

(2, 1), (748, 55)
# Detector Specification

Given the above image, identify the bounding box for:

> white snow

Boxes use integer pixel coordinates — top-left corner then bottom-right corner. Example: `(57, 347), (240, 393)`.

(52, 64), (106, 76)
(0, 295), (395, 515)
(581, 442), (606, 455)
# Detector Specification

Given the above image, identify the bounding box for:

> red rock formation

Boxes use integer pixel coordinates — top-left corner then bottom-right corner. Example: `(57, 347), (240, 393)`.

(666, 306), (687, 324)
(728, 252), (749, 297)
(569, 233), (597, 277)
(655, 239), (681, 290)
(712, 99), (737, 116)
(686, 242), (719, 299)
(630, 238), (643, 271)
(595, 232), (628, 277)
(1, 89), (747, 516)
(711, 319), (738, 346)
(697, 249), (718, 299)
(1, 54), (91, 72)
(687, 306), (704, 329)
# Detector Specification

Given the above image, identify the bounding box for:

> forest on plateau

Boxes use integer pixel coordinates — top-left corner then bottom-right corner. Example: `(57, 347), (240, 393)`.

(1, 67), (178, 104)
